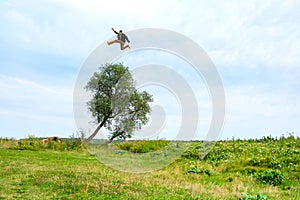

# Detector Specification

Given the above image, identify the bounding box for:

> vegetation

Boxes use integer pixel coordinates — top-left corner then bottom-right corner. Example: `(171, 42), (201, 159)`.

(254, 169), (284, 186)
(240, 192), (268, 200)
(85, 63), (153, 143)
(0, 134), (299, 199)
(0, 136), (85, 151)
(115, 140), (170, 153)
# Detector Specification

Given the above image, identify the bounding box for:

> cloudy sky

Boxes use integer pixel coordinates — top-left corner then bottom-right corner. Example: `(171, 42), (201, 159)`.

(0, 0), (299, 139)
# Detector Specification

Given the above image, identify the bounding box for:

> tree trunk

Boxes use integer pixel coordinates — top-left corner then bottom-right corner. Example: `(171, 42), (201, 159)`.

(107, 137), (115, 144)
(108, 136), (116, 144)
(108, 131), (125, 143)
(84, 116), (109, 143)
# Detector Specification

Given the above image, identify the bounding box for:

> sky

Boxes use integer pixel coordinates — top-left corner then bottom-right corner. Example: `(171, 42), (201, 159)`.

(0, 0), (299, 140)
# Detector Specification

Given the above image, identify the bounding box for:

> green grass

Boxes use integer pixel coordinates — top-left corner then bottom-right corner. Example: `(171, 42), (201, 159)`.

(0, 136), (299, 199)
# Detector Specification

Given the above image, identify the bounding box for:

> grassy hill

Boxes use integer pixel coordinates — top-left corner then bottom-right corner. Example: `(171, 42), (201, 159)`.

(0, 135), (299, 199)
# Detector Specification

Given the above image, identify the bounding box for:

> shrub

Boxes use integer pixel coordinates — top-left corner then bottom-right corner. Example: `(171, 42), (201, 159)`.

(181, 142), (205, 159)
(9, 139), (42, 151)
(0, 137), (9, 143)
(6, 137), (85, 152)
(64, 138), (86, 151)
(45, 140), (62, 151)
(255, 169), (284, 186)
(116, 140), (170, 153)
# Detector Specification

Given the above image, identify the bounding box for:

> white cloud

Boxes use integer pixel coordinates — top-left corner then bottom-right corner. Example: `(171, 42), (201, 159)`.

(0, 74), (74, 138)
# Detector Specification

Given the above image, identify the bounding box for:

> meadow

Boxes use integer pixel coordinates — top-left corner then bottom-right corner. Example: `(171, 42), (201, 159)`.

(0, 135), (299, 199)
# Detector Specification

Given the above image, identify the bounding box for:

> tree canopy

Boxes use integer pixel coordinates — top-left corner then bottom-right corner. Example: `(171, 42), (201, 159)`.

(85, 63), (153, 143)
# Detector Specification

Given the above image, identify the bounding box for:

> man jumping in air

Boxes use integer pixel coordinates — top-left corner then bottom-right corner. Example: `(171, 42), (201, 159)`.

(107, 28), (130, 50)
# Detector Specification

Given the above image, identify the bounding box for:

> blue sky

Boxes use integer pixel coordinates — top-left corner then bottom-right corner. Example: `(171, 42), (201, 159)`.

(0, 0), (299, 139)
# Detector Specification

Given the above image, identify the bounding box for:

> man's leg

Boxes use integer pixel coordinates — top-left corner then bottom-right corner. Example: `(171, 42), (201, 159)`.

(119, 41), (126, 50)
(121, 44), (130, 50)
(107, 40), (122, 45)
(107, 40), (129, 50)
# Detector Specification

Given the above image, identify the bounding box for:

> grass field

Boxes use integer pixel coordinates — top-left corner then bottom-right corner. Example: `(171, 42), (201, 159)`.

(0, 135), (299, 199)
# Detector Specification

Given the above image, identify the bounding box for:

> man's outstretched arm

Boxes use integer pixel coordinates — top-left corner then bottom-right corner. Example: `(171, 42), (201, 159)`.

(111, 28), (118, 34)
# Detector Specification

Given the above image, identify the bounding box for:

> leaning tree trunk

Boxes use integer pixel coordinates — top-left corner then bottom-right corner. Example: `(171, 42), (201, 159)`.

(84, 116), (109, 143)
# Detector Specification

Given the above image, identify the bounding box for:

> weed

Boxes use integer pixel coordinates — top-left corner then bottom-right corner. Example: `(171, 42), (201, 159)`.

(240, 192), (268, 200)
(187, 166), (212, 176)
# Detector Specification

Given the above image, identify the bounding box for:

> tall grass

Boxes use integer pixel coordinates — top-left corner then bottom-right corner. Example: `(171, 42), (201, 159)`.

(115, 140), (170, 153)
(0, 136), (85, 151)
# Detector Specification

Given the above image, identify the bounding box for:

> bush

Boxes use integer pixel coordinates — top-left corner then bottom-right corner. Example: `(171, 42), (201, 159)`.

(116, 140), (170, 153)
(181, 141), (236, 161)
(43, 138), (85, 151)
(181, 142), (205, 159)
(0, 137), (9, 143)
(45, 140), (62, 151)
(6, 137), (85, 152)
(8, 137), (44, 151)
(63, 138), (86, 151)
(255, 169), (284, 186)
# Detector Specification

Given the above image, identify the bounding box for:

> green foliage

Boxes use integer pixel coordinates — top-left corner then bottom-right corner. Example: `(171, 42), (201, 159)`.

(1, 137), (85, 152)
(255, 169), (285, 186)
(240, 192), (268, 200)
(187, 166), (212, 176)
(9, 141), (39, 151)
(116, 140), (170, 153)
(181, 135), (300, 172)
(181, 141), (204, 159)
(85, 63), (153, 142)
(43, 138), (86, 151)
(9, 137), (43, 151)
(64, 138), (86, 151)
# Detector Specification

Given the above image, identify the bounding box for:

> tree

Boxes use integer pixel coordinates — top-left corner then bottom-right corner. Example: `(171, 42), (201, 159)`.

(84, 63), (153, 143)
